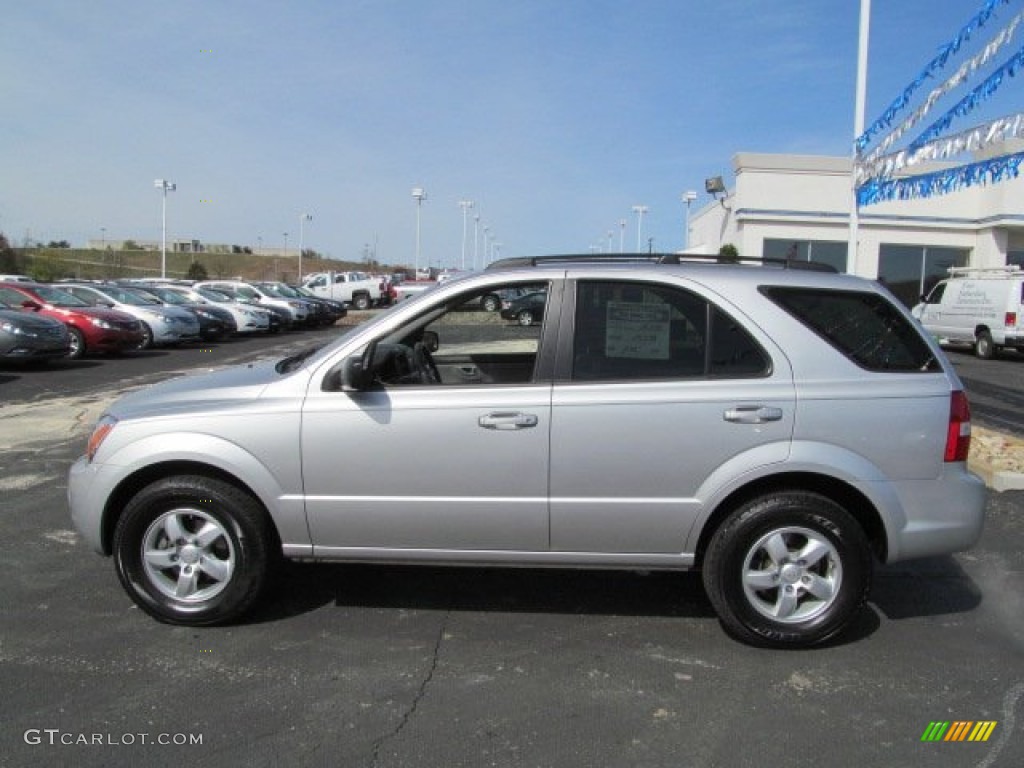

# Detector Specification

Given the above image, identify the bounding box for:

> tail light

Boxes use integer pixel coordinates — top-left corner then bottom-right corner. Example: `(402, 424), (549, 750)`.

(945, 390), (971, 463)
(1006, 311), (1017, 327)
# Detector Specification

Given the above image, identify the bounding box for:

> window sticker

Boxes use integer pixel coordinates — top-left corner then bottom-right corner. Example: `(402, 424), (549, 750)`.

(606, 301), (671, 359)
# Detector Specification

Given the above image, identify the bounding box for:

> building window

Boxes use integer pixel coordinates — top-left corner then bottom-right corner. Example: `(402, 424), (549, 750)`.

(763, 239), (848, 272)
(1008, 250), (1024, 267)
(877, 244), (969, 307)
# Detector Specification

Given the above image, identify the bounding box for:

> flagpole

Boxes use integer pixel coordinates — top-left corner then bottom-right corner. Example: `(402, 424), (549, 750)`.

(850, 0), (871, 276)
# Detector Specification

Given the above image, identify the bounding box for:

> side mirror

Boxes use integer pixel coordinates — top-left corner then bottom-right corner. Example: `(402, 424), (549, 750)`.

(340, 341), (378, 391)
(422, 330), (439, 353)
(21, 299), (42, 311)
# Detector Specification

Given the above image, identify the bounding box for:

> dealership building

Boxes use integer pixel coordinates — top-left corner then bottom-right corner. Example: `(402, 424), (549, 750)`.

(687, 142), (1024, 307)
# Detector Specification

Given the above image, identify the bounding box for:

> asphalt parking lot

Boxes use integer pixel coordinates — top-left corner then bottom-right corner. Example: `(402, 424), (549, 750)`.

(1, 324), (1022, 767)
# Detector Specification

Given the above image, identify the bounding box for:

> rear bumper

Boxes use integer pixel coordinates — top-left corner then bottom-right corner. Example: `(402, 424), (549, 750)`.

(882, 466), (986, 563)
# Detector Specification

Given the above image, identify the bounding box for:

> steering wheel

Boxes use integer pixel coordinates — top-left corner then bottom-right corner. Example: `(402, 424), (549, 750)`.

(412, 341), (441, 384)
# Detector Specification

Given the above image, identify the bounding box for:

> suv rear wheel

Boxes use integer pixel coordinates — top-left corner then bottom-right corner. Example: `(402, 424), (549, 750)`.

(113, 476), (273, 625)
(702, 491), (872, 648)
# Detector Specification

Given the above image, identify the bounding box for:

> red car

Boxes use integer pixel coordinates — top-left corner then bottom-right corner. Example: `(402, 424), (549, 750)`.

(0, 282), (145, 358)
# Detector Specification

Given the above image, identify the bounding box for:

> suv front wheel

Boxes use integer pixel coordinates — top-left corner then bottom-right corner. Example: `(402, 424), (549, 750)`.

(702, 491), (872, 648)
(113, 476), (274, 625)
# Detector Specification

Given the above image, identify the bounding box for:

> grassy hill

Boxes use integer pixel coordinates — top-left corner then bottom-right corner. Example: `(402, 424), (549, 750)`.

(9, 247), (402, 283)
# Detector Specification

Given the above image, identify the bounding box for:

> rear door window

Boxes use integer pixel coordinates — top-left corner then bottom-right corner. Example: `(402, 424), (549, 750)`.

(570, 280), (769, 381)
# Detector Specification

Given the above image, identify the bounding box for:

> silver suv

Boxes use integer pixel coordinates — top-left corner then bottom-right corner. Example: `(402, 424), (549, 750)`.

(68, 255), (985, 647)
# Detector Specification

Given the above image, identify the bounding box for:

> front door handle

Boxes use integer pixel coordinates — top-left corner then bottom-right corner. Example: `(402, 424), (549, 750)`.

(724, 405), (784, 424)
(478, 412), (539, 430)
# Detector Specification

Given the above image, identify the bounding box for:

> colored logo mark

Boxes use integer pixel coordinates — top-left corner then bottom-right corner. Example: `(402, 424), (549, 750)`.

(921, 721), (997, 742)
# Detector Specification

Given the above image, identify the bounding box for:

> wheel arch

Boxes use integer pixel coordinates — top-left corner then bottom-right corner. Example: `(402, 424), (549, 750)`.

(100, 461), (280, 556)
(692, 472), (888, 569)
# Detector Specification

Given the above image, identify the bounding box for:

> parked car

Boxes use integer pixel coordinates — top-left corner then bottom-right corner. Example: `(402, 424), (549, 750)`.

(60, 283), (200, 349)
(129, 283), (237, 341)
(252, 282), (325, 327)
(258, 282), (346, 327)
(69, 254), (985, 648)
(301, 271), (383, 309)
(292, 285), (348, 324)
(0, 296), (71, 362)
(912, 265), (1024, 358)
(0, 282), (144, 358)
(195, 281), (309, 328)
(499, 289), (548, 325)
(155, 285), (272, 335)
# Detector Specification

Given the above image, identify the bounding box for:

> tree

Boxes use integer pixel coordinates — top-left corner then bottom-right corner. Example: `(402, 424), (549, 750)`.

(46, 240), (71, 248)
(122, 239), (140, 251)
(0, 232), (20, 272)
(186, 261), (209, 281)
(718, 243), (740, 263)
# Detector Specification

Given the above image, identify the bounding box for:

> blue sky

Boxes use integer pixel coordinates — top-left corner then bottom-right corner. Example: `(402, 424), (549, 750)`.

(2, 0), (1019, 268)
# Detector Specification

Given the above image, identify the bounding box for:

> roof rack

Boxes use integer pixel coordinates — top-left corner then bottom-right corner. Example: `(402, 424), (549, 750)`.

(947, 265), (1021, 276)
(486, 253), (838, 272)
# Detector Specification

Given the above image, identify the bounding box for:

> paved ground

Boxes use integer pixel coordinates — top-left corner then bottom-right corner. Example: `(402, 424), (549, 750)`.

(0, 388), (1022, 767)
(1, 323), (1022, 767)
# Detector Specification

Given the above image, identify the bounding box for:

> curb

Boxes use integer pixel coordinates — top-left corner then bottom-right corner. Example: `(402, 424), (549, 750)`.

(969, 426), (1024, 492)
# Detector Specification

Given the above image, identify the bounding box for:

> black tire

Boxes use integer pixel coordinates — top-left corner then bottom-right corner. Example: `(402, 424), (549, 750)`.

(353, 293), (371, 311)
(517, 310), (534, 327)
(702, 491), (872, 648)
(482, 294), (501, 312)
(137, 321), (154, 350)
(66, 326), (86, 359)
(975, 330), (996, 359)
(112, 475), (274, 626)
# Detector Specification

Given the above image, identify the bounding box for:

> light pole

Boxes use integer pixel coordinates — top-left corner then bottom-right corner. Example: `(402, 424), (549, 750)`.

(631, 205), (648, 252)
(458, 200), (474, 270)
(257, 236), (263, 256)
(283, 232), (289, 261)
(298, 213), (312, 283)
(473, 213), (480, 270)
(154, 179), (176, 278)
(482, 225), (491, 265)
(681, 191), (697, 251)
(412, 187), (427, 276)
(618, 219), (627, 253)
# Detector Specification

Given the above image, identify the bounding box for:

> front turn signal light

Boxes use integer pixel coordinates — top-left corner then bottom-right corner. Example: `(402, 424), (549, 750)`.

(86, 415), (118, 463)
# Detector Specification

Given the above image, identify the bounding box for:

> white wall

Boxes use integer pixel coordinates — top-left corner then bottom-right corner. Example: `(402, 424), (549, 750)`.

(688, 149), (1024, 277)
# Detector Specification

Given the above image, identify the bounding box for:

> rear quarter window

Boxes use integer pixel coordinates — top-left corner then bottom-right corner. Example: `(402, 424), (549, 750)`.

(760, 286), (940, 372)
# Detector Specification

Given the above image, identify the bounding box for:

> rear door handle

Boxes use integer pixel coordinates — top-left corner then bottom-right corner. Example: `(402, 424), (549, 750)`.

(724, 405), (783, 424)
(478, 412), (539, 430)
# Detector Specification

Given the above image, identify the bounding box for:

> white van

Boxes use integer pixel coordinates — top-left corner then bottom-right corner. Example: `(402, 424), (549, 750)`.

(913, 266), (1024, 358)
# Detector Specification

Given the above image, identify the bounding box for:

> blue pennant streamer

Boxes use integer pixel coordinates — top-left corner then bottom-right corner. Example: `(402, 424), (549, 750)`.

(856, 150), (1024, 205)
(908, 44), (1024, 151)
(856, 0), (1009, 155)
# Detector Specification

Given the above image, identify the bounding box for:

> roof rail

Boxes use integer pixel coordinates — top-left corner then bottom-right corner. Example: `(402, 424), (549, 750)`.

(947, 265), (1021, 276)
(486, 253), (838, 272)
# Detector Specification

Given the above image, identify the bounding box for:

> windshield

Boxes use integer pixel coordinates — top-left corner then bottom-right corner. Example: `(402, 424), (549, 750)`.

(147, 287), (188, 305)
(99, 286), (163, 306)
(197, 288), (233, 303)
(258, 284), (286, 298)
(28, 284), (92, 307)
(234, 286), (259, 300)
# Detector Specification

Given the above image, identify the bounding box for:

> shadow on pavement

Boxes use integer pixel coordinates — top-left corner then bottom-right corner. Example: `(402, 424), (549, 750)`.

(252, 562), (718, 624)
(871, 555), (982, 620)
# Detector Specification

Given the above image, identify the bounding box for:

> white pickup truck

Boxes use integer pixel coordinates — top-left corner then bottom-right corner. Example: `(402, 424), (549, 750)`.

(302, 271), (384, 310)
